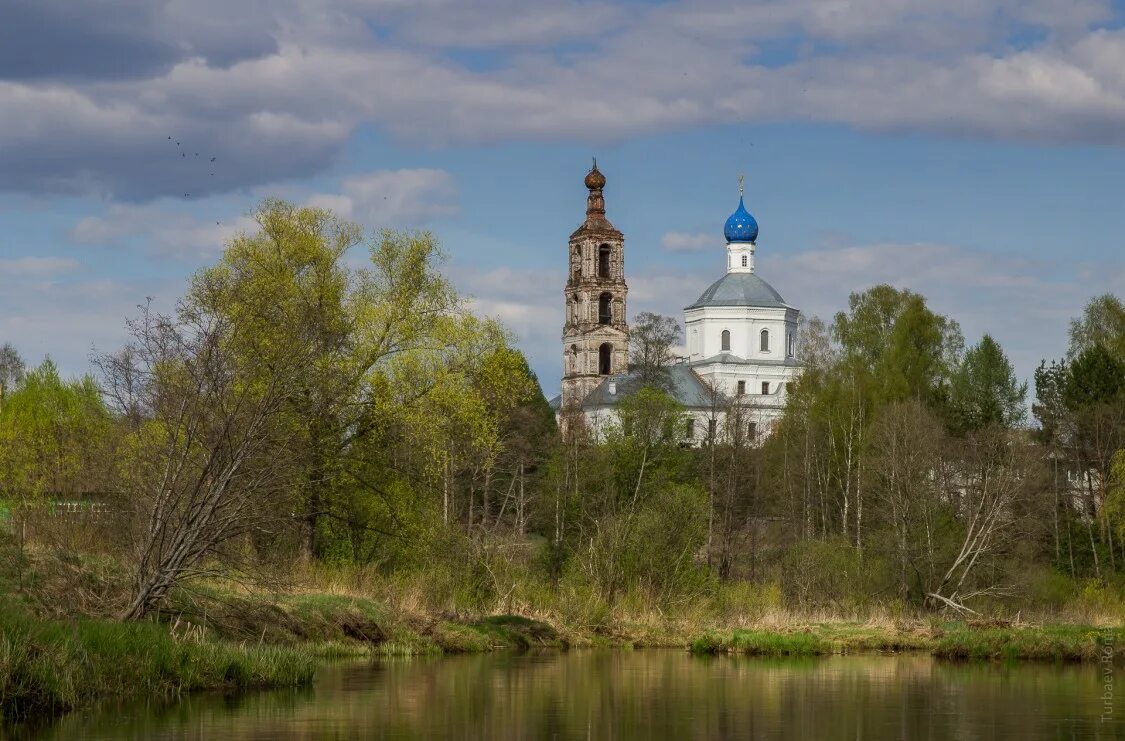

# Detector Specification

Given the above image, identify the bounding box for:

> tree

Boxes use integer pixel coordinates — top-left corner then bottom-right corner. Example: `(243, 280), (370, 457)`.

(926, 428), (1038, 613)
(0, 359), (112, 588)
(0, 359), (111, 501)
(0, 342), (24, 404)
(948, 335), (1027, 434)
(867, 400), (945, 602)
(1033, 359), (1069, 444)
(833, 285), (962, 407)
(1064, 344), (1124, 410)
(106, 291), (311, 620)
(1069, 294), (1125, 363)
(628, 312), (681, 390)
(556, 386), (708, 607)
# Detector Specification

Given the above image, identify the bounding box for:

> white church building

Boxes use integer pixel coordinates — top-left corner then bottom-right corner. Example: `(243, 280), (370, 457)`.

(551, 164), (802, 445)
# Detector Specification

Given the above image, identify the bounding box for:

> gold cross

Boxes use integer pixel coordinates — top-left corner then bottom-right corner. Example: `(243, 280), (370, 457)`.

(738, 174), (744, 196)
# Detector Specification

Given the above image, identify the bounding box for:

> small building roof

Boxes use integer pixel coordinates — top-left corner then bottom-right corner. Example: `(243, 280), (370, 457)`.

(581, 364), (713, 409)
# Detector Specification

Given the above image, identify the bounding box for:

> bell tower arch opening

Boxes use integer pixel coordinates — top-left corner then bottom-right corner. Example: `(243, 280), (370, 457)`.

(599, 343), (613, 375)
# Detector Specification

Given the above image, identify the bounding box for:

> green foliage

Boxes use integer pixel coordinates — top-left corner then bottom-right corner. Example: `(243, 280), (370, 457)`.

(832, 284), (963, 407)
(1064, 343), (1124, 410)
(1068, 293), (1125, 363)
(0, 359), (112, 503)
(0, 601), (314, 719)
(947, 334), (1027, 434)
(782, 538), (889, 610)
(691, 629), (831, 656)
(933, 624), (1125, 662)
(1032, 359), (1069, 443)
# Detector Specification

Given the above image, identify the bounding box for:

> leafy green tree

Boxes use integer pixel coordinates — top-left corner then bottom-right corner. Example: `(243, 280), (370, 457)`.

(1064, 344), (1125, 410)
(0, 359), (112, 589)
(1033, 359), (1069, 444)
(948, 334), (1027, 434)
(0, 359), (111, 501)
(1069, 294), (1125, 363)
(833, 285), (962, 407)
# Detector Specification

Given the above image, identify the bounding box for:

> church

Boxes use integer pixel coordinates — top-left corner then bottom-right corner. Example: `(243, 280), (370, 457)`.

(551, 162), (802, 445)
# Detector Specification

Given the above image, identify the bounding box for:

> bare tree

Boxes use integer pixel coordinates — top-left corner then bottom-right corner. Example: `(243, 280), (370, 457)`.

(868, 400), (944, 602)
(628, 312), (681, 390)
(925, 429), (1036, 613)
(102, 293), (308, 621)
(0, 342), (25, 404)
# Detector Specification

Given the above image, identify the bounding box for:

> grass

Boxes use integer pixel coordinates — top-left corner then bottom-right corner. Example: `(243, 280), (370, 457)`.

(933, 624), (1125, 662)
(689, 621), (1125, 663)
(692, 630), (830, 656)
(0, 602), (315, 720)
(165, 586), (565, 656)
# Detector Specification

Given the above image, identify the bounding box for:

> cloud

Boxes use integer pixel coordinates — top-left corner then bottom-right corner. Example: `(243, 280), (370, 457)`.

(0, 256), (81, 275)
(0, 0), (278, 81)
(0, 266), (181, 379)
(70, 204), (257, 261)
(2, 1), (1124, 200)
(307, 169), (459, 228)
(661, 232), (714, 253)
(456, 265), (565, 386)
(67, 168), (458, 260)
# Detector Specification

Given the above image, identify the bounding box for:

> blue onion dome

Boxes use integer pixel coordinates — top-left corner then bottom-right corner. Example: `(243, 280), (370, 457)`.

(724, 196), (758, 243)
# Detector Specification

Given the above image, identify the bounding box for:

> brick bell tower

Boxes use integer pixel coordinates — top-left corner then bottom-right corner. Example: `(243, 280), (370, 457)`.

(561, 160), (629, 409)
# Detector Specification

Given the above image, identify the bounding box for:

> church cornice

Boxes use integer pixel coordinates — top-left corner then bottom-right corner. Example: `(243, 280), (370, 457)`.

(569, 222), (622, 240)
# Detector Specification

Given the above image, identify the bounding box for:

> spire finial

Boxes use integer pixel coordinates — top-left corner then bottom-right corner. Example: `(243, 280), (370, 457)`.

(738, 173), (744, 196)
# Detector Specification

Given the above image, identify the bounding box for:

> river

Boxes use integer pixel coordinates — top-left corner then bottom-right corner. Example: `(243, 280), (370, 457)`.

(24, 651), (1125, 739)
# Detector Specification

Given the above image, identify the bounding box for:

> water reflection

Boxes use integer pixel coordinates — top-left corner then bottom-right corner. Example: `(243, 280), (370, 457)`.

(31, 652), (1125, 739)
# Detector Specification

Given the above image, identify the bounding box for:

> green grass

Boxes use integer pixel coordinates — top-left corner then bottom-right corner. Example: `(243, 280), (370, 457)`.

(0, 603), (315, 720)
(690, 623), (1125, 663)
(692, 630), (830, 656)
(933, 624), (1125, 662)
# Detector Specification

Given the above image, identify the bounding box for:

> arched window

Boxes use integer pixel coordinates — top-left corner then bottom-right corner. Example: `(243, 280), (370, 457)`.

(571, 293), (580, 323)
(569, 344), (578, 373)
(741, 254), (748, 267)
(598, 244), (611, 279)
(787, 332), (794, 357)
(721, 329), (731, 352)
(760, 329), (770, 352)
(748, 421), (758, 441)
(599, 343), (612, 375)
(598, 292), (612, 325)
(573, 247), (582, 279)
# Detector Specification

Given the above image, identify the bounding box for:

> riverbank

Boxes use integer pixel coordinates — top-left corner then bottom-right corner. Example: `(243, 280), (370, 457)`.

(0, 591), (567, 720)
(690, 622), (1125, 662)
(4, 584), (1123, 722)
(0, 602), (316, 721)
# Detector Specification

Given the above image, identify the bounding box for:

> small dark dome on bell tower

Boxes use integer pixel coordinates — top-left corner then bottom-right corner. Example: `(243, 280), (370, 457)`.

(584, 159), (606, 190)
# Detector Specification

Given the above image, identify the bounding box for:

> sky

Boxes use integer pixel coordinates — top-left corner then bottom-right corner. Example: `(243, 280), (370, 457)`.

(2, 0), (1124, 397)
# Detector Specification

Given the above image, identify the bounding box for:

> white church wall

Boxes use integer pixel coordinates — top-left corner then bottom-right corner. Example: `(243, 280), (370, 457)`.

(684, 306), (799, 362)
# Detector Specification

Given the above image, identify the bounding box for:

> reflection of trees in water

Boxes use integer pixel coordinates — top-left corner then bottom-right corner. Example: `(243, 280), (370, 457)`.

(42, 653), (1118, 739)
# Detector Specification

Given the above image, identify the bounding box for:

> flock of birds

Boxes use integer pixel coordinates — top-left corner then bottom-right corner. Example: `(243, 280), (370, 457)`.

(168, 136), (223, 225)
